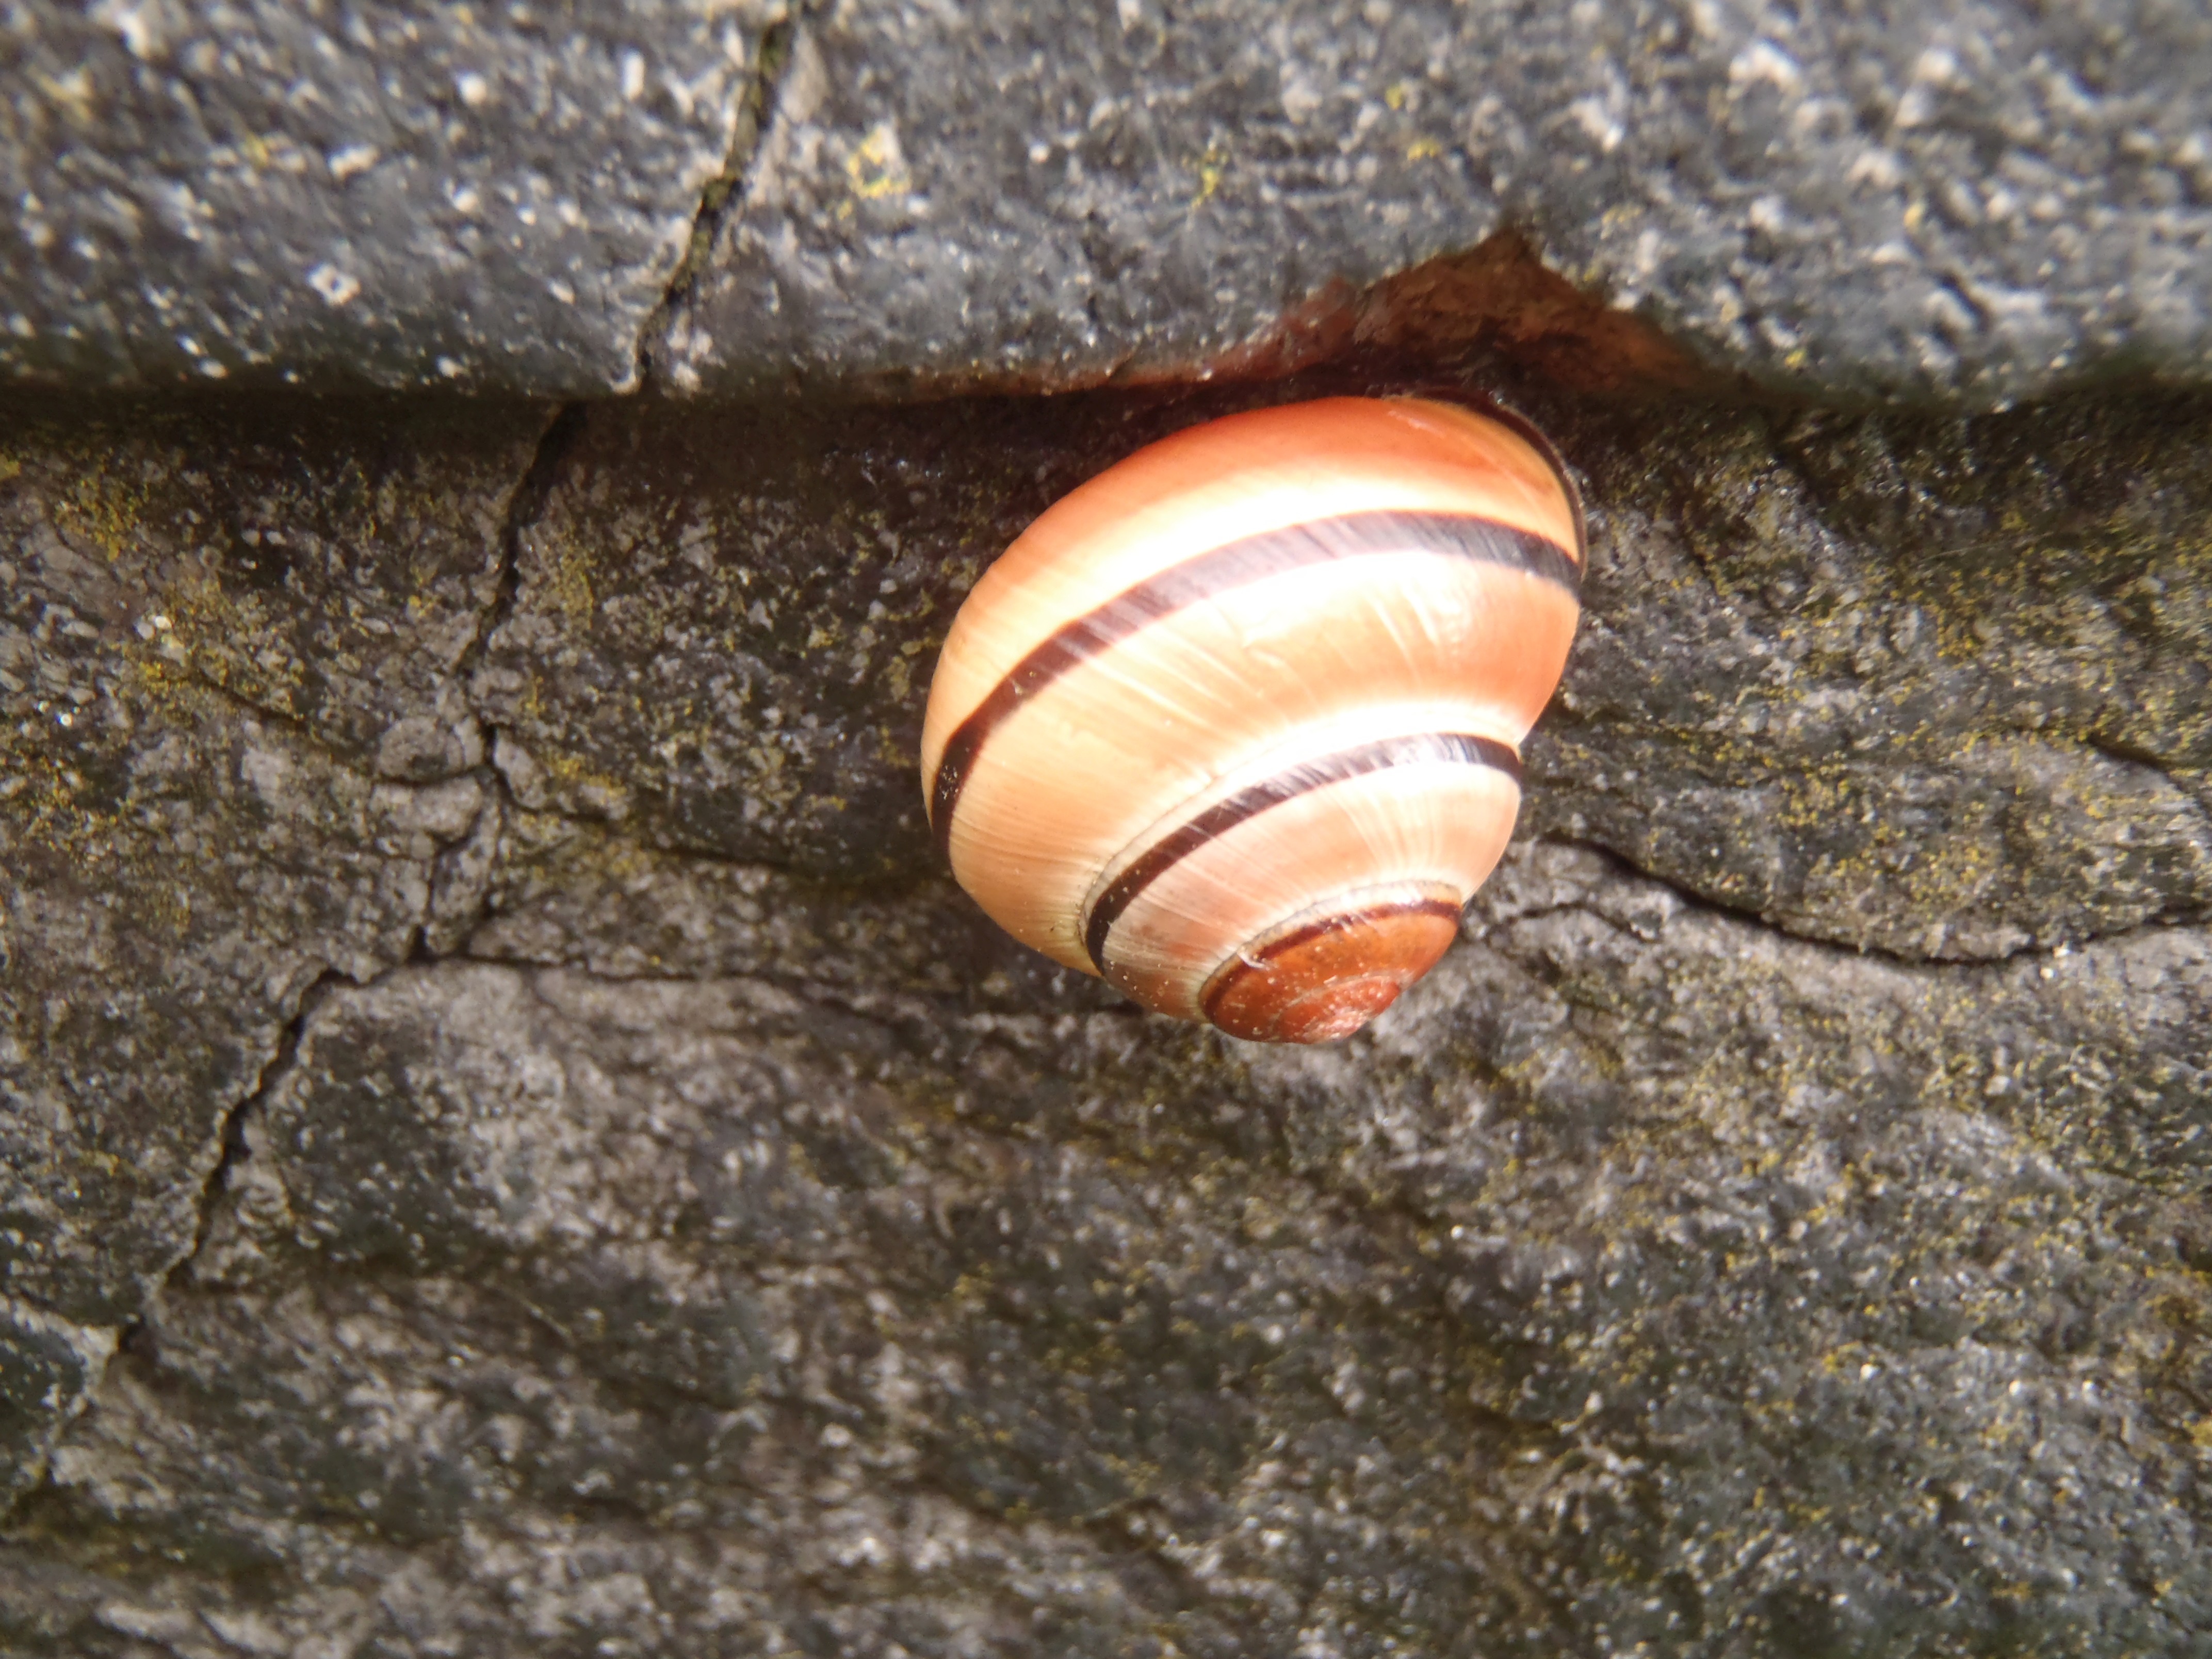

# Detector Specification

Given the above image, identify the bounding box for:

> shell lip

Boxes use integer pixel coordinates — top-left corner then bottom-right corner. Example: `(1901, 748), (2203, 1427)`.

(1183, 881), (1468, 1044)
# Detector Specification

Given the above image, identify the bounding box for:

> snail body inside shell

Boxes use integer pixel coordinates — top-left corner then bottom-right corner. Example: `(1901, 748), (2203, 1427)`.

(921, 396), (1584, 1043)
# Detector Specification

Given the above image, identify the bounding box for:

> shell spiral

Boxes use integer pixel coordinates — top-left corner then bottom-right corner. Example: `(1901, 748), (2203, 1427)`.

(920, 396), (1585, 1043)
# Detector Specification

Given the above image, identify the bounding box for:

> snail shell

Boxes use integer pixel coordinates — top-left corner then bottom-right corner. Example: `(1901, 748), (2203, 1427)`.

(921, 396), (1584, 1043)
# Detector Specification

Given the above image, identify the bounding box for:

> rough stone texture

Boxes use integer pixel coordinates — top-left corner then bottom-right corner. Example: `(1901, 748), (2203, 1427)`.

(0, 365), (2207, 1648)
(0, 838), (2203, 1655)
(475, 389), (1294, 875)
(1527, 388), (2212, 960)
(4, 6), (2212, 1648)
(0, 1298), (112, 1513)
(656, 0), (2212, 404)
(0, 397), (543, 1500)
(2, 0), (784, 393)
(13, 0), (2210, 402)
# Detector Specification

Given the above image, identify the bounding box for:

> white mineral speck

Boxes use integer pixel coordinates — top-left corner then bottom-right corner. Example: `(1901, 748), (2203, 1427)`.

(1729, 39), (1803, 93)
(307, 264), (362, 307)
(326, 144), (379, 182)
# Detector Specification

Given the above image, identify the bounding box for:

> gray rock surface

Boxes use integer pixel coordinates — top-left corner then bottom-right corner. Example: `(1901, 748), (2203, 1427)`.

(0, 396), (544, 1499)
(1, 366), (2208, 1650)
(656, 0), (2212, 404)
(4, 5), (2212, 1648)
(0, 839), (2204, 1654)
(12, 0), (2208, 403)
(1528, 388), (2212, 959)
(2, 0), (784, 393)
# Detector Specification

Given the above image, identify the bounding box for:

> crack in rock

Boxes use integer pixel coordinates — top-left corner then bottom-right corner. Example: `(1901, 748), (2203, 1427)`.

(638, 5), (817, 392)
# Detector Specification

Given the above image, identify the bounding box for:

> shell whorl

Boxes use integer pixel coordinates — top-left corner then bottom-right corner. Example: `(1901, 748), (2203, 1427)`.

(920, 396), (1585, 1043)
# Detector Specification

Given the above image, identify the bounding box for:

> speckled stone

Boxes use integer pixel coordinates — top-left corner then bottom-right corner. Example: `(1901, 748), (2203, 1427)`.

(2, 355), (2207, 1651)
(1, 838), (2203, 1654)
(0, 396), (543, 1497)
(1525, 387), (2212, 959)
(4, 10), (2212, 1630)
(2, 0), (786, 394)
(655, 0), (2212, 405)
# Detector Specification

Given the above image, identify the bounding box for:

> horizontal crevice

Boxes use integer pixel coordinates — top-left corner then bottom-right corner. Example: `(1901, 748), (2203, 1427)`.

(1533, 834), (2209, 972)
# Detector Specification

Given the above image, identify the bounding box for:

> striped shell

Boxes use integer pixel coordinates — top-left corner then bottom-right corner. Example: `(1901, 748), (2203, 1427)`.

(920, 396), (1585, 1043)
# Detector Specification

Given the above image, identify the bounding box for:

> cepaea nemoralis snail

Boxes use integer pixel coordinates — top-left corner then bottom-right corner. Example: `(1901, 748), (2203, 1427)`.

(921, 396), (1584, 1043)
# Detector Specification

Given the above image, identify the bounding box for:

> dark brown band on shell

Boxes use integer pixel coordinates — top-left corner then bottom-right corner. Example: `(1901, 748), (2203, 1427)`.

(1080, 731), (1521, 972)
(929, 509), (1577, 856)
(1400, 388), (1590, 567)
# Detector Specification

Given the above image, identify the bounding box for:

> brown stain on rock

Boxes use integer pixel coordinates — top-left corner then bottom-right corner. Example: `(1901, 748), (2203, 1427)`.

(1213, 231), (1721, 397)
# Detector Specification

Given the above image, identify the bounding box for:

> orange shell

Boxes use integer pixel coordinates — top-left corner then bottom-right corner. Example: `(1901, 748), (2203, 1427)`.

(921, 396), (1584, 1043)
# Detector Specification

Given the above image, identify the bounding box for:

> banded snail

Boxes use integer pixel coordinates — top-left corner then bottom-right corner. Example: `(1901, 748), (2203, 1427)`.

(921, 396), (1584, 1043)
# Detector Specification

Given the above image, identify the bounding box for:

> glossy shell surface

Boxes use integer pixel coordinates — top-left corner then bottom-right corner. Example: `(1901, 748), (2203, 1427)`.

(921, 396), (1584, 1042)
